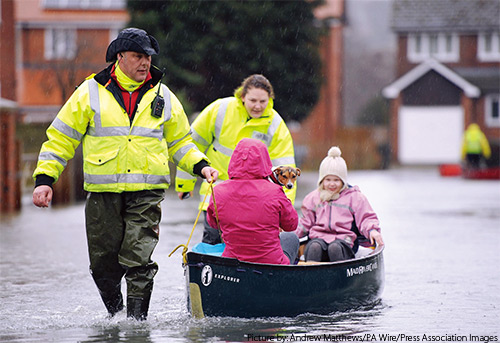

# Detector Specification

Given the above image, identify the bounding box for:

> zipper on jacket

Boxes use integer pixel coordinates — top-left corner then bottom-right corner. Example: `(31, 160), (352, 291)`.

(328, 201), (333, 231)
(128, 91), (133, 123)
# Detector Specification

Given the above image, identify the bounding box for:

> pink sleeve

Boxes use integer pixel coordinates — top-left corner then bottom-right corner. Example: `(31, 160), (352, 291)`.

(206, 198), (218, 229)
(352, 192), (380, 238)
(294, 192), (315, 238)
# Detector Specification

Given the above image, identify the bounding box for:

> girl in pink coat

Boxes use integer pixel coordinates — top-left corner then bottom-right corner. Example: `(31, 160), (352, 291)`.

(206, 138), (299, 264)
(295, 147), (384, 262)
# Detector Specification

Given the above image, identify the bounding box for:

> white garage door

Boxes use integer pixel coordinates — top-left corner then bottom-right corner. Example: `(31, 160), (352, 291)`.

(398, 106), (464, 164)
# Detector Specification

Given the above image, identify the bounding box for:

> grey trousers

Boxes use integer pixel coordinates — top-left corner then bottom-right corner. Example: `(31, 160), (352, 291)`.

(304, 238), (355, 262)
(280, 231), (300, 264)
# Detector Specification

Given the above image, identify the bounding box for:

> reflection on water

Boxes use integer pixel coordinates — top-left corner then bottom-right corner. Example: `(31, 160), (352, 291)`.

(1, 168), (499, 342)
(81, 324), (154, 343)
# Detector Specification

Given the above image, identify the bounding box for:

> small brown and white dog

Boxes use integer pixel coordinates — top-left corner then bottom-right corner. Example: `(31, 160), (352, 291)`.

(269, 166), (301, 189)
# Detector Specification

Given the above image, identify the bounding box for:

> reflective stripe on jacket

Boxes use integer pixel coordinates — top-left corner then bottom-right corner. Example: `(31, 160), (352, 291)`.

(33, 67), (208, 193)
(175, 96), (296, 210)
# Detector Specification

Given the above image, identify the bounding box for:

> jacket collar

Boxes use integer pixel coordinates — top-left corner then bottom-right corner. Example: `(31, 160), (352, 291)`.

(94, 63), (163, 88)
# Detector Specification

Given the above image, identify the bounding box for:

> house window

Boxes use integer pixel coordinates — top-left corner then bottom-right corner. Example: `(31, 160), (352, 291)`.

(478, 32), (500, 62)
(408, 33), (459, 63)
(44, 28), (77, 60)
(429, 34), (439, 54)
(485, 94), (500, 128)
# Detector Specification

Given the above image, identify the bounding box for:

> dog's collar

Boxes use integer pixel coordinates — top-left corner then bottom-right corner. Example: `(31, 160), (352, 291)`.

(269, 169), (285, 186)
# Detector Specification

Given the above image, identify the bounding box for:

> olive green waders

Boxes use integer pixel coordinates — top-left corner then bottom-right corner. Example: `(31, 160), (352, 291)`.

(85, 189), (164, 320)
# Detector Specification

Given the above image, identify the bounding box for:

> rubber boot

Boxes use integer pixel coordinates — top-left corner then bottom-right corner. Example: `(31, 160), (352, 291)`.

(127, 296), (151, 321)
(100, 291), (124, 317)
(92, 276), (124, 317)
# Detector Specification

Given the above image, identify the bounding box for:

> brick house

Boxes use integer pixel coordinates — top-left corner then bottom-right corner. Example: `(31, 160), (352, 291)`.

(15, 0), (128, 123)
(383, 0), (500, 165)
(14, 0), (128, 204)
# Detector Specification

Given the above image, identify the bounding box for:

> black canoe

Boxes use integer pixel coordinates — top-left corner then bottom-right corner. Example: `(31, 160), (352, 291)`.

(184, 245), (384, 318)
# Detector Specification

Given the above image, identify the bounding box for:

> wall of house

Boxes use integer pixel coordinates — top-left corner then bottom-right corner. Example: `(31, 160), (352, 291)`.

(13, 0), (128, 206)
(15, 0), (128, 113)
(1, 0), (16, 100)
(19, 28), (113, 106)
(1, 0), (22, 213)
(475, 97), (500, 141)
(396, 34), (500, 75)
(396, 36), (410, 78)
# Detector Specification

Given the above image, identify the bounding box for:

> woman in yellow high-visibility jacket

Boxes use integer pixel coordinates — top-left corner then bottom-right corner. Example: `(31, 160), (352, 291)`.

(461, 123), (491, 169)
(32, 28), (218, 320)
(175, 74), (297, 245)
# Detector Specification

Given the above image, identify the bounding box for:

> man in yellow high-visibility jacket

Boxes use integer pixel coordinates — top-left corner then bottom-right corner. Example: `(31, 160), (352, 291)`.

(461, 123), (491, 169)
(175, 74), (297, 245)
(32, 28), (218, 320)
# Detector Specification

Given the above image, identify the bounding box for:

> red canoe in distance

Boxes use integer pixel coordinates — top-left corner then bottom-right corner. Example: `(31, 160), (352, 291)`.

(439, 164), (500, 180)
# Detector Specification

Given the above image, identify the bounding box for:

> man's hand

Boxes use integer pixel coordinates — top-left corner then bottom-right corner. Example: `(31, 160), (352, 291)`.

(201, 166), (219, 183)
(369, 230), (384, 247)
(33, 185), (53, 208)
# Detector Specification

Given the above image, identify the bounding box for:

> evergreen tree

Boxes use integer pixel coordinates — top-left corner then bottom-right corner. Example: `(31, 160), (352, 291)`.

(127, 0), (325, 122)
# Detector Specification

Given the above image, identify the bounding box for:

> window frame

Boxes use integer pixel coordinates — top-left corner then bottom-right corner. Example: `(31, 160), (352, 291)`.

(477, 32), (500, 62)
(44, 27), (77, 61)
(485, 93), (500, 128)
(408, 33), (459, 63)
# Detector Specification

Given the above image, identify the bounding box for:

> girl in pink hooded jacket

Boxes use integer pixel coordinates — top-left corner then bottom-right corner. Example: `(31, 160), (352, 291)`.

(295, 147), (384, 262)
(206, 138), (299, 265)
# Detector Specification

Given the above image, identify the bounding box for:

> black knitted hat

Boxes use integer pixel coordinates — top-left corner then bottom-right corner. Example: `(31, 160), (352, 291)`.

(105, 28), (160, 62)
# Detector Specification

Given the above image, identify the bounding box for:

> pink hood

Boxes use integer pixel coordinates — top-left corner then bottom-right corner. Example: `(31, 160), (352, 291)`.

(228, 138), (272, 180)
(206, 138), (298, 265)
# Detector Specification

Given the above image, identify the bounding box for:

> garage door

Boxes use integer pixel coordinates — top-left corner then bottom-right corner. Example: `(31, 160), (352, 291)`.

(398, 106), (464, 164)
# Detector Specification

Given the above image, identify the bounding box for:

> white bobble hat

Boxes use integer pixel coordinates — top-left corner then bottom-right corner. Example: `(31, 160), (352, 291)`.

(317, 146), (348, 187)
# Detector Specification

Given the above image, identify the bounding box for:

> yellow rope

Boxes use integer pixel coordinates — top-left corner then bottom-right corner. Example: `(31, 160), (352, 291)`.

(210, 181), (221, 232)
(169, 180), (219, 264)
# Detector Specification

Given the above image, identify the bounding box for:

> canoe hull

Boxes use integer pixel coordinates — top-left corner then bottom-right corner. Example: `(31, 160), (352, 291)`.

(184, 246), (384, 318)
(439, 164), (500, 179)
(462, 167), (500, 180)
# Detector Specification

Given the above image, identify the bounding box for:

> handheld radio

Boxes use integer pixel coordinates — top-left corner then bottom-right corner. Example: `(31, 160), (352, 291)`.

(151, 69), (166, 118)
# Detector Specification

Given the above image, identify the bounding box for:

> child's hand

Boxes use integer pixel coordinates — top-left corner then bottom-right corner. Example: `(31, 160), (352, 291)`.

(369, 230), (384, 247)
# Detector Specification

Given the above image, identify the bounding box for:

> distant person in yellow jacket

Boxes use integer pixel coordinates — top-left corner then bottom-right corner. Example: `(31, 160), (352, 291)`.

(32, 28), (218, 320)
(175, 74), (297, 245)
(461, 123), (491, 169)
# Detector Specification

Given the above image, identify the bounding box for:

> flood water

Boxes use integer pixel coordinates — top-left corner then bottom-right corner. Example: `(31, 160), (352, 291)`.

(1, 167), (499, 343)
